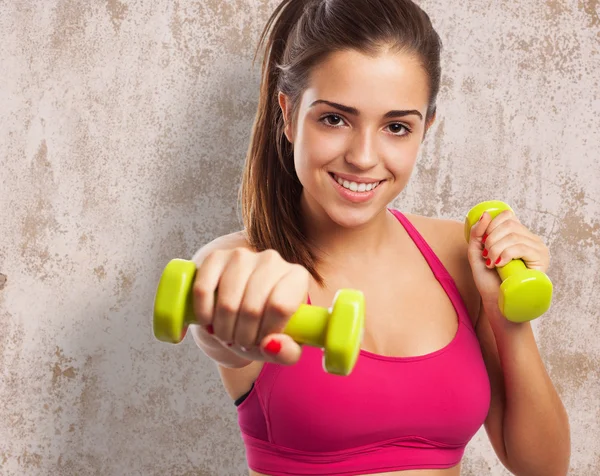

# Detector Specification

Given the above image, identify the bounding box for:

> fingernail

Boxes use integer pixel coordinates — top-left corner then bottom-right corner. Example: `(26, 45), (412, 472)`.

(482, 234), (488, 244)
(205, 324), (214, 335)
(226, 342), (233, 347)
(264, 339), (282, 355)
(482, 248), (488, 257)
(486, 258), (491, 266)
(495, 257), (501, 265)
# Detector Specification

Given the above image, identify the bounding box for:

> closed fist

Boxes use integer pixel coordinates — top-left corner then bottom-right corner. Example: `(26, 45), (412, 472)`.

(192, 247), (310, 366)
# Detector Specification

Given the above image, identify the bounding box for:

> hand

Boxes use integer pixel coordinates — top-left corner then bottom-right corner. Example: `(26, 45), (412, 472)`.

(467, 210), (550, 313)
(192, 247), (310, 366)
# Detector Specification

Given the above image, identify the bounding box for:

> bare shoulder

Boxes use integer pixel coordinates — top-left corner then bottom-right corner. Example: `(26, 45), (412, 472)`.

(403, 213), (481, 324)
(403, 213), (467, 265)
(191, 230), (251, 262)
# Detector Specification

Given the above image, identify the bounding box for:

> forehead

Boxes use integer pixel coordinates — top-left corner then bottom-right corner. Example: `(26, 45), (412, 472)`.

(302, 48), (430, 113)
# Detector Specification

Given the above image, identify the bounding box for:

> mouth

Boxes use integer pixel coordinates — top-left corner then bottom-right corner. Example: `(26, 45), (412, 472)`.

(329, 173), (384, 193)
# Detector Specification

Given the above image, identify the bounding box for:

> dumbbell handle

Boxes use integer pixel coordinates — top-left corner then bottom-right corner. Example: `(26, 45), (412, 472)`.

(153, 258), (332, 345)
(495, 258), (528, 282)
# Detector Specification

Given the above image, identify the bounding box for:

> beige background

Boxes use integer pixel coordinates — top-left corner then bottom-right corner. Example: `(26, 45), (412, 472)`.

(1, 1), (598, 475)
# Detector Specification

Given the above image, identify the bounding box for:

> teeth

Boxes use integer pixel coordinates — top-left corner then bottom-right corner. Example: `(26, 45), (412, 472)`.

(335, 175), (380, 192)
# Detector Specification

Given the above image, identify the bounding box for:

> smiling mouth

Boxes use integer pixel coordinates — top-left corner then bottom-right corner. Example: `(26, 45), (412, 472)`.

(329, 173), (383, 193)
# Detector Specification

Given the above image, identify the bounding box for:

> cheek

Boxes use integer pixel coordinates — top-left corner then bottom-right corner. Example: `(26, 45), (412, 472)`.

(382, 139), (420, 177)
(294, 122), (345, 173)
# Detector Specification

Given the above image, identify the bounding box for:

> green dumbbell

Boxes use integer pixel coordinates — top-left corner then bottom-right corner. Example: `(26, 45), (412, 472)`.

(153, 259), (365, 376)
(464, 200), (553, 322)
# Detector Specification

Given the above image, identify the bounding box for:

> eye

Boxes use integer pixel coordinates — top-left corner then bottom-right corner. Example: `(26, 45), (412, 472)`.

(387, 123), (411, 136)
(320, 114), (347, 128)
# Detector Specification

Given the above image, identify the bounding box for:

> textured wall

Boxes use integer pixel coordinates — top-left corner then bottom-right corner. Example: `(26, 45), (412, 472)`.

(0, 1), (598, 475)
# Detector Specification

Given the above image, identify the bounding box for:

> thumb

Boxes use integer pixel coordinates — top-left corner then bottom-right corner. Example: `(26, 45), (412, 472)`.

(259, 332), (303, 366)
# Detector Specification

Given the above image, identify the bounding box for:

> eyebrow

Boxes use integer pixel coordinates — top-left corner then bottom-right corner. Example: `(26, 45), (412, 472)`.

(309, 99), (423, 121)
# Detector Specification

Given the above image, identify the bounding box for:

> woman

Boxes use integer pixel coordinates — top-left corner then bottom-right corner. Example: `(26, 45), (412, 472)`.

(189, 0), (570, 474)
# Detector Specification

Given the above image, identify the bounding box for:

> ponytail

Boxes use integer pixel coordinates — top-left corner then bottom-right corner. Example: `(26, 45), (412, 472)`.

(240, 0), (324, 284)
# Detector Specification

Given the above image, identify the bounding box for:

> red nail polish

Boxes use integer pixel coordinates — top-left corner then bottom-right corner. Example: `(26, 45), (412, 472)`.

(482, 234), (488, 244)
(486, 258), (491, 266)
(227, 342), (233, 347)
(264, 339), (281, 354)
(495, 257), (501, 265)
(205, 324), (214, 335)
(482, 248), (488, 257)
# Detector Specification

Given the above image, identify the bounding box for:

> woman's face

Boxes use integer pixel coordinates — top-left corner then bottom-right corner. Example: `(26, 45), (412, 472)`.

(280, 48), (433, 229)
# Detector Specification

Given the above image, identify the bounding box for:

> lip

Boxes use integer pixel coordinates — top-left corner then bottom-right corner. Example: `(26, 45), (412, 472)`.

(329, 172), (383, 184)
(328, 172), (383, 203)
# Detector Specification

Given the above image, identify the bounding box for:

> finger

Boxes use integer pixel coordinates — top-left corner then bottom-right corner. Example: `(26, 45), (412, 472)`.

(255, 263), (310, 345)
(483, 209), (519, 238)
(486, 217), (538, 248)
(470, 211), (493, 244)
(212, 248), (257, 343)
(484, 221), (531, 255)
(485, 238), (541, 268)
(192, 250), (229, 330)
(233, 252), (291, 349)
(259, 332), (303, 366)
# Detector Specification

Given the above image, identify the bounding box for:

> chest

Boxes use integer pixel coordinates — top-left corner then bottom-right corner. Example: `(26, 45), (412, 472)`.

(309, 254), (462, 358)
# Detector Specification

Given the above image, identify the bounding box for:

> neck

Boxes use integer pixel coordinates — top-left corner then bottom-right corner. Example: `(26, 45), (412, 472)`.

(300, 193), (393, 272)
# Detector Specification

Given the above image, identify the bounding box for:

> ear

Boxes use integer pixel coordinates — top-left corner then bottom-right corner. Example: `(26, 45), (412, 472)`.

(278, 91), (294, 143)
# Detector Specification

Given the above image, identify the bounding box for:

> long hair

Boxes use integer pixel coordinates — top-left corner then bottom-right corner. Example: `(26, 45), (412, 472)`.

(239, 0), (443, 285)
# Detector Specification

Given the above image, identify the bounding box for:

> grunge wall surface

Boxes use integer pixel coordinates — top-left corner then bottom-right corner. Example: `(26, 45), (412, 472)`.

(1, 1), (598, 474)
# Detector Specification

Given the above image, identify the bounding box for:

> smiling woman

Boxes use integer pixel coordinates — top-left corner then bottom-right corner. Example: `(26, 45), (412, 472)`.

(279, 49), (430, 227)
(183, 0), (571, 475)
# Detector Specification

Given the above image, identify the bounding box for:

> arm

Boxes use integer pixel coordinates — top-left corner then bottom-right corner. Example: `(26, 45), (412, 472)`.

(458, 212), (571, 475)
(476, 304), (571, 475)
(187, 232), (254, 369)
(186, 232), (310, 402)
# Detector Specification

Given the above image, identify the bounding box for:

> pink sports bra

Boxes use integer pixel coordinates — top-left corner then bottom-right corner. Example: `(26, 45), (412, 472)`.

(235, 210), (491, 475)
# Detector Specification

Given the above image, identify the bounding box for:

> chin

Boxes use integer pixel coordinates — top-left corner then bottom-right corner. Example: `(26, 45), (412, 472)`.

(322, 202), (385, 229)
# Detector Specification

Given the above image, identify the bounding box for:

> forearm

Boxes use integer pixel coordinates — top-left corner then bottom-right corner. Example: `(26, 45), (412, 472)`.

(487, 309), (571, 475)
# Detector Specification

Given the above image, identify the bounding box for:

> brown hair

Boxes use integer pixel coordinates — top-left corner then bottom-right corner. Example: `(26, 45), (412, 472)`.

(240, 0), (442, 285)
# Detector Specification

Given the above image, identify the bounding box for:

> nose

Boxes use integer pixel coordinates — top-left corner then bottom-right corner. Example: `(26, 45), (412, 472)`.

(344, 129), (378, 170)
